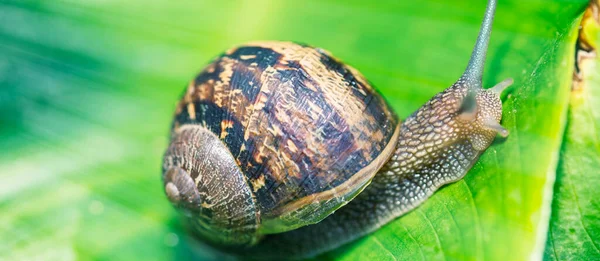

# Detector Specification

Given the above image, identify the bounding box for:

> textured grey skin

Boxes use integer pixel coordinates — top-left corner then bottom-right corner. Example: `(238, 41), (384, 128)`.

(463, 0), (496, 86)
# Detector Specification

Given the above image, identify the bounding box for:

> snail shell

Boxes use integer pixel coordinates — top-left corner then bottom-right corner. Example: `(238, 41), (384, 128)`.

(162, 41), (400, 246)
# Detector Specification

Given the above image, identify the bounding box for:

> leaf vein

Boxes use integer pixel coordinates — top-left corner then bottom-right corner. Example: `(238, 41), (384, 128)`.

(565, 167), (600, 254)
(461, 180), (483, 261)
(417, 209), (446, 261)
(400, 223), (425, 261)
(373, 236), (397, 261)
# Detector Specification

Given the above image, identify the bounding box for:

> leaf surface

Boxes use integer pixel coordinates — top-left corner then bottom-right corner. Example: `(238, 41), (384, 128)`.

(0, 0), (589, 260)
(544, 6), (600, 260)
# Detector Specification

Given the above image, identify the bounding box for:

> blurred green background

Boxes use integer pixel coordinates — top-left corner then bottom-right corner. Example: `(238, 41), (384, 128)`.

(0, 0), (596, 260)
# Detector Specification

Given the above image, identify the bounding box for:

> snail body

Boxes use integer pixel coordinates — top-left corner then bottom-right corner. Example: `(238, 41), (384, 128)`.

(162, 0), (511, 258)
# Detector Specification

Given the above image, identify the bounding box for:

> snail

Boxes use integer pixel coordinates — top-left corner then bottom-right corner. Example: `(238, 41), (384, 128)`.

(162, 0), (512, 259)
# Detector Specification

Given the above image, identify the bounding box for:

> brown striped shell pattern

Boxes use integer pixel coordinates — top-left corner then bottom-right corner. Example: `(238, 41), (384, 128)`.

(162, 41), (400, 246)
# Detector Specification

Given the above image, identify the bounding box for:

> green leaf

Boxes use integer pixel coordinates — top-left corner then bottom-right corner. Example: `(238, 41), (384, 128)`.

(544, 10), (600, 260)
(0, 0), (589, 261)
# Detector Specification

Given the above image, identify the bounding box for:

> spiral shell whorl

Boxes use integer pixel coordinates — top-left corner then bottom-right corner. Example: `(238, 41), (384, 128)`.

(163, 125), (260, 246)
